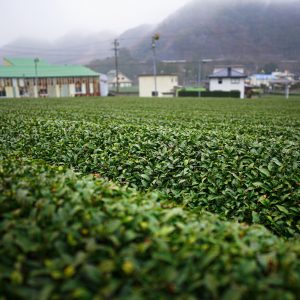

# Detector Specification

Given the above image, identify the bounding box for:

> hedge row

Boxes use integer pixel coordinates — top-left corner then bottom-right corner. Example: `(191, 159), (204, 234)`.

(1, 154), (300, 300)
(178, 90), (241, 98)
(1, 112), (299, 237)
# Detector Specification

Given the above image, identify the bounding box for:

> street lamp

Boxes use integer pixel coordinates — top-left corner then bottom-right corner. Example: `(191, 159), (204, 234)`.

(34, 57), (39, 98)
(151, 33), (160, 97)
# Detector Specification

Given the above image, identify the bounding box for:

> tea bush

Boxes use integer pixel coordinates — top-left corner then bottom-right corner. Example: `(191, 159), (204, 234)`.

(1, 154), (300, 300)
(0, 97), (300, 299)
(1, 98), (299, 237)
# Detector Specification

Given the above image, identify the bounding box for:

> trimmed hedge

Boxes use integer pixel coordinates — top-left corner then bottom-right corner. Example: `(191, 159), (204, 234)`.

(1, 97), (300, 299)
(1, 155), (300, 300)
(1, 109), (299, 237)
(178, 90), (241, 98)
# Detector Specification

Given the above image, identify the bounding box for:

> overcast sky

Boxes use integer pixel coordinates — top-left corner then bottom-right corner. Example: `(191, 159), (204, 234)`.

(0, 0), (190, 46)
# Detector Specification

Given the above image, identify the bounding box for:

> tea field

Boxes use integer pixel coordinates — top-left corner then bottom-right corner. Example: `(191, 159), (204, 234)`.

(0, 97), (300, 299)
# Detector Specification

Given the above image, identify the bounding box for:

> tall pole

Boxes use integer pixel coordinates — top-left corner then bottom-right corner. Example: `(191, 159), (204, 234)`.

(198, 60), (201, 87)
(197, 60), (202, 97)
(198, 59), (213, 96)
(285, 82), (289, 99)
(113, 39), (120, 94)
(152, 34), (160, 97)
(34, 57), (39, 98)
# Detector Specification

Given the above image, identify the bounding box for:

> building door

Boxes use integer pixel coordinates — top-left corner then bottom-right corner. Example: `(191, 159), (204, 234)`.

(61, 84), (69, 97)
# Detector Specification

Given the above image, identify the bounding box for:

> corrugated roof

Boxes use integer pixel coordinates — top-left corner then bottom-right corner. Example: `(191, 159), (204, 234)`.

(209, 68), (246, 78)
(0, 57), (99, 78)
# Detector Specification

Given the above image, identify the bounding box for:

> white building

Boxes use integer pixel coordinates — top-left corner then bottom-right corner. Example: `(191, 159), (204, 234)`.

(249, 74), (276, 87)
(139, 74), (178, 97)
(99, 74), (109, 97)
(209, 67), (247, 99)
(249, 71), (295, 88)
(0, 57), (101, 98)
(272, 70), (295, 81)
(107, 70), (133, 89)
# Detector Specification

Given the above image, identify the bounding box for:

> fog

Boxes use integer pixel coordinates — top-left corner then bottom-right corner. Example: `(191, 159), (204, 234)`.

(0, 0), (190, 47)
(1, 0), (298, 47)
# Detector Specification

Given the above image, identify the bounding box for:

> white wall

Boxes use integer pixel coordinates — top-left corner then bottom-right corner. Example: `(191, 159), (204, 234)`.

(88, 83), (93, 94)
(209, 78), (245, 99)
(81, 83), (86, 94)
(12, 79), (20, 98)
(5, 87), (14, 98)
(100, 74), (108, 96)
(48, 86), (57, 98)
(56, 85), (61, 98)
(249, 76), (272, 87)
(69, 84), (75, 97)
(139, 75), (178, 97)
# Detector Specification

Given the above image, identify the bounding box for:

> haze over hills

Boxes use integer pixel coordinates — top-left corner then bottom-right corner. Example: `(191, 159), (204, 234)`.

(1, 0), (300, 74)
(131, 0), (300, 63)
(0, 31), (116, 65)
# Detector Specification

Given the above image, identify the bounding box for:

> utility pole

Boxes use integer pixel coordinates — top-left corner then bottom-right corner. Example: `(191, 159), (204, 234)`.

(34, 57), (39, 98)
(151, 34), (160, 97)
(285, 82), (290, 99)
(197, 60), (202, 97)
(198, 59), (213, 87)
(113, 39), (120, 94)
(197, 59), (213, 96)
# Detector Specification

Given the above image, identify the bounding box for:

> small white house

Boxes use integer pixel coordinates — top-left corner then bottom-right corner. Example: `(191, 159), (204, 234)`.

(139, 74), (178, 97)
(248, 74), (276, 87)
(209, 67), (247, 99)
(107, 70), (133, 89)
(99, 74), (109, 97)
(249, 71), (295, 88)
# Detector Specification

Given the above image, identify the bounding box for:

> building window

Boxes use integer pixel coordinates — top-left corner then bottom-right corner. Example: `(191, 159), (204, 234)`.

(75, 81), (82, 93)
(4, 79), (11, 86)
(0, 87), (6, 97)
(231, 79), (240, 84)
(39, 87), (48, 97)
(218, 78), (223, 84)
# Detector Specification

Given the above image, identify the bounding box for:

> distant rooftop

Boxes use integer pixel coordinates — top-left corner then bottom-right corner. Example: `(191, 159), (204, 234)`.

(4, 58), (51, 67)
(0, 57), (99, 78)
(209, 67), (247, 79)
(252, 74), (277, 80)
(107, 70), (132, 82)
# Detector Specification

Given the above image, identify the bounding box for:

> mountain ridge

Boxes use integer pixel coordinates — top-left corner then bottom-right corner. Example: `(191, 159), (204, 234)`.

(131, 0), (300, 64)
(1, 0), (300, 74)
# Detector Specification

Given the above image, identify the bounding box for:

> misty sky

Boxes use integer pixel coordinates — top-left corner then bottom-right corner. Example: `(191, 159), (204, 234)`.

(0, 0), (190, 46)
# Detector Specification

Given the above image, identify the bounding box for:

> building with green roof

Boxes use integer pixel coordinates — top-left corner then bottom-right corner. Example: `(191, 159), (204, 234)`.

(0, 58), (102, 98)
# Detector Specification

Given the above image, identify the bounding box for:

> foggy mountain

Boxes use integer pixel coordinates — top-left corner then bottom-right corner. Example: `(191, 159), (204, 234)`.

(1, 0), (300, 70)
(0, 31), (115, 65)
(118, 25), (155, 49)
(131, 0), (300, 64)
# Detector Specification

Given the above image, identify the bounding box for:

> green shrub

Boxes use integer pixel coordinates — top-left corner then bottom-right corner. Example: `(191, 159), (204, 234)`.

(1, 98), (299, 237)
(0, 97), (300, 299)
(178, 90), (241, 98)
(201, 91), (241, 98)
(1, 155), (300, 300)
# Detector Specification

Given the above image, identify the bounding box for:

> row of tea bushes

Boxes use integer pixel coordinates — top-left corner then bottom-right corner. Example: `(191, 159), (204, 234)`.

(1, 154), (300, 300)
(1, 113), (299, 237)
